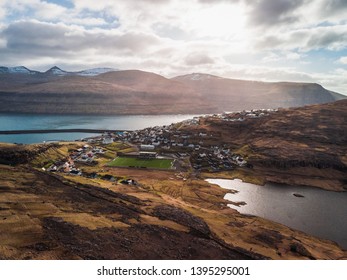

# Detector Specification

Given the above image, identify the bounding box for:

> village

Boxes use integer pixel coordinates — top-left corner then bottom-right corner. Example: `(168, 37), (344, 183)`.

(43, 109), (276, 179)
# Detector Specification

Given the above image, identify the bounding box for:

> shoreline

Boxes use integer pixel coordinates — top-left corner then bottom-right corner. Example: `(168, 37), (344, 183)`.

(207, 177), (347, 250)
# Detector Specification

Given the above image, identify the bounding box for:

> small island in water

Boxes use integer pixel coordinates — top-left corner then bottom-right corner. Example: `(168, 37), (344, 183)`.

(0, 99), (346, 260)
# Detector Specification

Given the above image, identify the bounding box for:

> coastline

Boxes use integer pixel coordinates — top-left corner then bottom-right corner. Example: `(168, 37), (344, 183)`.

(0, 129), (132, 135)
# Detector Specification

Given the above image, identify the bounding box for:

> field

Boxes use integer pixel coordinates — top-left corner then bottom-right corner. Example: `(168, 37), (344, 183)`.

(108, 156), (173, 169)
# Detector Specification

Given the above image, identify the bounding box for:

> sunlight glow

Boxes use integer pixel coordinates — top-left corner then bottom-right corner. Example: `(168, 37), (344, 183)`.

(190, 3), (247, 39)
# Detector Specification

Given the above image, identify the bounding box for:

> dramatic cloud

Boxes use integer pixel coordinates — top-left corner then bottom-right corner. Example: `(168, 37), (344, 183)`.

(245, 0), (305, 27)
(1, 20), (162, 64)
(0, 0), (346, 95)
(256, 24), (347, 51)
(320, 0), (347, 18)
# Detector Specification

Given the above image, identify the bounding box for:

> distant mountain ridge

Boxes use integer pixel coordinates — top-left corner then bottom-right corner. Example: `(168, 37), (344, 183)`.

(0, 66), (39, 75)
(173, 73), (346, 111)
(0, 66), (345, 115)
(0, 66), (118, 76)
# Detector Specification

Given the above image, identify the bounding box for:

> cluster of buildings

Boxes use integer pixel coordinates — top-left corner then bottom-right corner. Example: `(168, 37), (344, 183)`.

(207, 109), (277, 122)
(114, 124), (205, 152)
(86, 117), (250, 172)
(44, 143), (138, 185)
(191, 146), (248, 172)
(50, 111), (266, 174)
(46, 145), (104, 175)
(70, 145), (104, 163)
(46, 157), (81, 175)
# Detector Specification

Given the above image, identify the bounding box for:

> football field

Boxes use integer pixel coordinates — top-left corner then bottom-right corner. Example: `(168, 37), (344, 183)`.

(108, 156), (173, 169)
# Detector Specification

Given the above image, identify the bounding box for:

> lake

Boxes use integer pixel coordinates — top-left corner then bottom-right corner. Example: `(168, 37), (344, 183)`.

(207, 178), (347, 249)
(0, 113), (197, 144)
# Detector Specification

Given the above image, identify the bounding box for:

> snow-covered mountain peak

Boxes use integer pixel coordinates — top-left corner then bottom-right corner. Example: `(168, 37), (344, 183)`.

(0, 66), (36, 74)
(0, 65), (120, 76)
(45, 66), (68, 76)
(179, 73), (220, 81)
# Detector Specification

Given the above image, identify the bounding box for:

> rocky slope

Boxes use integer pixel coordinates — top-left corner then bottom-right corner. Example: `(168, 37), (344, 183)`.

(0, 67), (345, 114)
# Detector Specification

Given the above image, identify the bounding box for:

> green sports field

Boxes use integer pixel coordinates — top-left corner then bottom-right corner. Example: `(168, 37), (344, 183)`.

(108, 156), (173, 169)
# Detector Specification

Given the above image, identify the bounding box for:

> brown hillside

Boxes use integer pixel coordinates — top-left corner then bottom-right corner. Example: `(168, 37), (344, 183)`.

(173, 73), (339, 111)
(189, 99), (347, 191)
(0, 69), (345, 114)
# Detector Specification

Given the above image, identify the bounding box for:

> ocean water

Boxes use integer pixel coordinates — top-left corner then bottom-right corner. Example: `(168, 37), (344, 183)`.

(0, 113), (197, 144)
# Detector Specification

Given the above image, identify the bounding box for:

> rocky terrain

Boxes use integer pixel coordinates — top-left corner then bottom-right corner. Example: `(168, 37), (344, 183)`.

(0, 66), (345, 115)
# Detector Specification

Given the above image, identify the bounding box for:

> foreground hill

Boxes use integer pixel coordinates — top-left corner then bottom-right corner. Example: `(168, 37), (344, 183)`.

(0, 66), (345, 114)
(0, 142), (345, 260)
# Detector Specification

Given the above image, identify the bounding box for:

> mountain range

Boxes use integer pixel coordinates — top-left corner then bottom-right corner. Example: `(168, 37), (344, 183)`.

(0, 66), (345, 114)
(0, 66), (118, 76)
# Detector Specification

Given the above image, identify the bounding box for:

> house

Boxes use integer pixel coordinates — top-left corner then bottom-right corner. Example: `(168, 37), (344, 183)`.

(152, 141), (160, 146)
(140, 144), (155, 150)
(48, 165), (57, 172)
(101, 174), (116, 182)
(81, 155), (88, 161)
(70, 169), (82, 176)
(92, 148), (104, 154)
(120, 179), (137, 185)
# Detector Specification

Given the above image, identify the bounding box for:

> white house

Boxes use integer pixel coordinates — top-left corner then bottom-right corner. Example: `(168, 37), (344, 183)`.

(140, 144), (155, 150)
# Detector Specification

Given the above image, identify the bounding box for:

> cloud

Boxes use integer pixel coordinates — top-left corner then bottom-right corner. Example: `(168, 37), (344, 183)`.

(320, 0), (347, 18)
(33, 1), (67, 20)
(0, 2), (6, 21)
(256, 24), (347, 51)
(1, 0), (114, 28)
(313, 68), (347, 94)
(185, 53), (215, 66)
(2, 20), (160, 55)
(3, 0), (67, 21)
(245, 0), (305, 28)
(222, 64), (315, 83)
(0, 0), (346, 96)
(337, 56), (347, 64)
(261, 51), (304, 63)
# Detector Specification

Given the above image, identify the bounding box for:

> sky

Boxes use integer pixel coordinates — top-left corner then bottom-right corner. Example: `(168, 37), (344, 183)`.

(0, 0), (346, 95)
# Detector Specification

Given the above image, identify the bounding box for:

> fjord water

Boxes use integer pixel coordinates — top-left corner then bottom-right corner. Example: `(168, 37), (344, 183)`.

(207, 179), (347, 249)
(0, 113), (197, 144)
